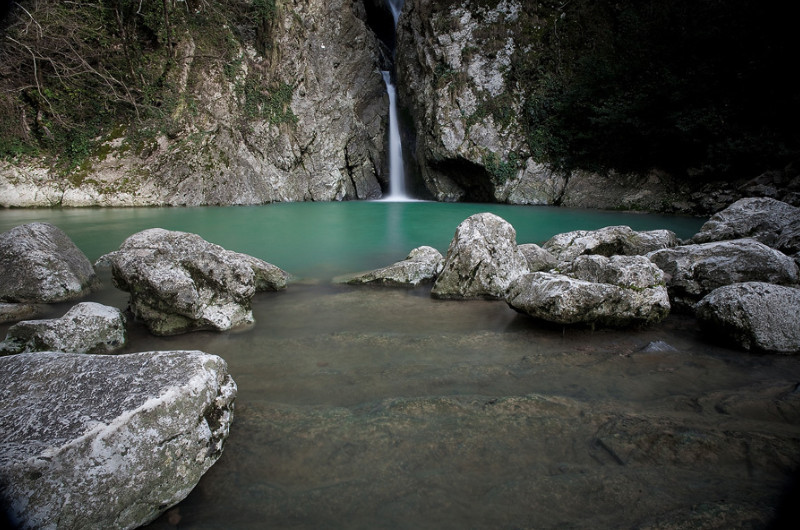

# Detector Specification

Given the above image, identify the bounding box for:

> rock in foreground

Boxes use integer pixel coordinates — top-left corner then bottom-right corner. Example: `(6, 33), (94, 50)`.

(105, 228), (289, 335)
(0, 350), (236, 530)
(696, 283), (800, 353)
(0, 302), (126, 355)
(0, 223), (98, 303)
(432, 213), (528, 299)
(342, 246), (444, 287)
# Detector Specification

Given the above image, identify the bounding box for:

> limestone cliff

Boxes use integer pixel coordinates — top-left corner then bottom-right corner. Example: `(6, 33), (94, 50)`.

(395, 0), (800, 212)
(0, 0), (388, 207)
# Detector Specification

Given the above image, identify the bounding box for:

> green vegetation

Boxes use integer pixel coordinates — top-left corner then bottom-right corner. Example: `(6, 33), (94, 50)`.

(508, 0), (799, 180)
(483, 151), (521, 185)
(0, 0), (286, 171)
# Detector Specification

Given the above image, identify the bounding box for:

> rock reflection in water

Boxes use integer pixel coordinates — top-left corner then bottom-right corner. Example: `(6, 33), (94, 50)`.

(126, 282), (800, 529)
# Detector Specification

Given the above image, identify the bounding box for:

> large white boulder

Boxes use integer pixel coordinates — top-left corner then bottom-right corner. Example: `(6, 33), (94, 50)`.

(0, 350), (236, 530)
(648, 238), (799, 310)
(104, 228), (289, 335)
(0, 223), (98, 303)
(691, 197), (799, 250)
(695, 282), (800, 353)
(432, 213), (529, 299)
(543, 225), (679, 263)
(506, 255), (670, 327)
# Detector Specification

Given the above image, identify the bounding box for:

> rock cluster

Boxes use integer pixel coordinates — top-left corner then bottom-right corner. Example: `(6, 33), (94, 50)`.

(0, 350), (236, 530)
(648, 239), (799, 310)
(345, 198), (800, 352)
(104, 228), (289, 335)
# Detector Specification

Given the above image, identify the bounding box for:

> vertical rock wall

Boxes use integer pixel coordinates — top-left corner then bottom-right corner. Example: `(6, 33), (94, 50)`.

(0, 0), (389, 206)
(396, 0), (564, 204)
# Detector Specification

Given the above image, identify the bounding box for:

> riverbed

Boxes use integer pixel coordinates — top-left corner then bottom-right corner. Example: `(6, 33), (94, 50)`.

(2, 202), (799, 528)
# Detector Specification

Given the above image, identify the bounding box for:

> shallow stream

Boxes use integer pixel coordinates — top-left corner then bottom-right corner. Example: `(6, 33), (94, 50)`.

(2, 202), (799, 528)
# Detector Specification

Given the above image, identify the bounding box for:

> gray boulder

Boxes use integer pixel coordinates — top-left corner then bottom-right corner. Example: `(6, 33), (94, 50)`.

(432, 213), (529, 299)
(0, 350), (236, 530)
(648, 239), (800, 310)
(691, 198), (800, 256)
(506, 255), (670, 327)
(518, 243), (557, 272)
(543, 225), (679, 263)
(342, 246), (444, 287)
(105, 228), (289, 335)
(695, 282), (800, 353)
(0, 222), (98, 303)
(0, 302), (126, 355)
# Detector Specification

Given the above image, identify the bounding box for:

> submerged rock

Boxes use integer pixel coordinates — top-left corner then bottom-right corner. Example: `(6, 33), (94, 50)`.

(0, 302), (126, 355)
(0, 350), (236, 530)
(695, 282), (800, 353)
(543, 225), (679, 263)
(648, 238), (800, 310)
(432, 213), (528, 299)
(506, 255), (670, 327)
(342, 246), (444, 287)
(0, 222), (98, 303)
(105, 228), (289, 335)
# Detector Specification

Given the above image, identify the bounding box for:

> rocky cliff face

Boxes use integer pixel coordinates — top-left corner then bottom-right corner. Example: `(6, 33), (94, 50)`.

(396, 0), (554, 203)
(395, 0), (800, 212)
(0, 0), (388, 207)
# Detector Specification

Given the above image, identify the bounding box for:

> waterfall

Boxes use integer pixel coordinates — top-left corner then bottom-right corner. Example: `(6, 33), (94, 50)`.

(387, 0), (403, 26)
(381, 0), (411, 201)
(381, 70), (408, 201)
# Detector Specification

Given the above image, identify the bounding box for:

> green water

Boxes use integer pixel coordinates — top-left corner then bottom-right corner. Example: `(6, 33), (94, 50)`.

(4, 203), (799, 528)
(0, 201), (704, 280)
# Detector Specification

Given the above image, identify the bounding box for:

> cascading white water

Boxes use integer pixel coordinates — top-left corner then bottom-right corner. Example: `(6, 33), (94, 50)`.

(379, 0), (412, 201)
(381, 70), (408, 200)
(387, 0), (403, 26)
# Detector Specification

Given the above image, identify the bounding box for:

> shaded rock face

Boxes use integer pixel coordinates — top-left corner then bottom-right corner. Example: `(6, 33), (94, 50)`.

(543, 225), (679, 263)
(696, 282), (800, 353)
(0, 350), (236, 530)
(0, 222), (98, 303)
(396, 0), (533, 202)
(0, 302), (126, 355)
(343, 246), (444, 287)
(432, 213), (528, 299)
(0, 0), (387, 206)
(105, 228), (288, 335)
(648, 239), (800, 310)
(691, 197), (800, 260)
(506, 255), (670, 327)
